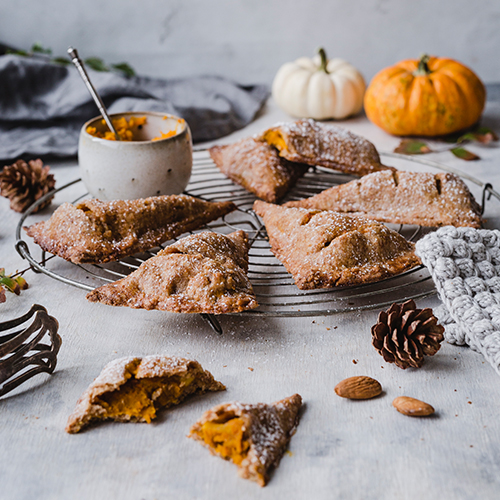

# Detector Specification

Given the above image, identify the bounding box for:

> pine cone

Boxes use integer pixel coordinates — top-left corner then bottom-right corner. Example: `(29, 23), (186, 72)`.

(371, 299), (445, 369)
(0, 159), (55, 213)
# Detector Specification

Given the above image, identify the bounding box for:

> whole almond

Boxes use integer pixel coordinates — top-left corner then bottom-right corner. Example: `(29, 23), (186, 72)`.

(334, 376), (382, 400)
(393, 396), (434, 417)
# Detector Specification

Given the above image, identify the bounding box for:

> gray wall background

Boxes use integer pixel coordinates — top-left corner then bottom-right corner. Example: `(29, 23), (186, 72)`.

(1, 0), (499, 86)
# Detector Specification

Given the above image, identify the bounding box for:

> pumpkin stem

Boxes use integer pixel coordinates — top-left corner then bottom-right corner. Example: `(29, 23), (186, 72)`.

(414, 54), (432, 76)
(318, 47), (329, 74)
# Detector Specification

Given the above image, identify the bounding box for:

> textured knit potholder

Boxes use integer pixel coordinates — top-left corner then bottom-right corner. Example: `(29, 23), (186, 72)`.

(415, 226), (500, 375)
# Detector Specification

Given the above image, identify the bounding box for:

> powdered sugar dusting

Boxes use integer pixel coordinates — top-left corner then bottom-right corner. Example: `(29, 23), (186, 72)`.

(190, 394), (301, 485)
(210, 137), (308, 202)
(253, 201), (419, 289)
(259, 119), (390, 176)
(87, 231), (258, 314)
(25, 194), (236, 264)
(288, 170), (482, 228)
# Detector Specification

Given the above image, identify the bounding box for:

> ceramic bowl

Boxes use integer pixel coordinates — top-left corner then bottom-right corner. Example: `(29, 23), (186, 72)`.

(78, 111), (193, 200)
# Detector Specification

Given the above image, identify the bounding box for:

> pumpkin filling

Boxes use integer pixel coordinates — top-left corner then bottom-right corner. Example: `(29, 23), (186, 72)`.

(193, 417), (250, 465)
(262, 130), (288, 153)
(96, 375), (194, 423)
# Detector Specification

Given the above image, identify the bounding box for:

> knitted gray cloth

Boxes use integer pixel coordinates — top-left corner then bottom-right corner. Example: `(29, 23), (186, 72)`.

(415, 226), (500, 375)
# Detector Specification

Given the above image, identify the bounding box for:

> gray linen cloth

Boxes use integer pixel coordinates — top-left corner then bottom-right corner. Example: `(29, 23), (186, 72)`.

(0, 54), (269, 160)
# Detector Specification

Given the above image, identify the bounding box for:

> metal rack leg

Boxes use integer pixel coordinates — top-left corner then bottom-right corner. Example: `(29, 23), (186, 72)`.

(200, 314), (223, 335)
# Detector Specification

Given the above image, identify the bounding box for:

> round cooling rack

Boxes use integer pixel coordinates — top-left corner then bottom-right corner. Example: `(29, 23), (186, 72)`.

(15, 151), (500, 334)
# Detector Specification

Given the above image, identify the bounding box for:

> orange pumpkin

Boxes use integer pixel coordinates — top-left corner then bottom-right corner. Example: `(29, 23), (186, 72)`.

(364, 55), (486, 137)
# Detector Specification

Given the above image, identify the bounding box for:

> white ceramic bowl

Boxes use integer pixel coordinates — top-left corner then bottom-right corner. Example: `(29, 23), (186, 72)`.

(78, 111), (193, 200)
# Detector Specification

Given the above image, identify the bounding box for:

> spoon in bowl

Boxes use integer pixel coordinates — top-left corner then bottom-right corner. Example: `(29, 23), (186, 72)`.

(67, 46), (121, 140)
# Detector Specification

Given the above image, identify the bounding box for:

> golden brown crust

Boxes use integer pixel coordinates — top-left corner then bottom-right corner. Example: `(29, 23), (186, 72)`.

(66, 355), (226, 434)
(189, 394), (302, 486)
(285, 170), (483, 228)
(253, 201), (420, 289)
(209, 137), (308, 203)
(258, 119), (394, 176)
(86, 230), (258, 314)
(24, 195), (237, 264)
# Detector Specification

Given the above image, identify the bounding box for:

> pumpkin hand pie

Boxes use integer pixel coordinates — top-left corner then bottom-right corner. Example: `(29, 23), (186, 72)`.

(86, 230), (258, 314)
(285, 170), (483, 228)
(258, 119), (394, 177)
(209, 137), (309, 203)
(24, 194), (236, 264)
(66, 355), (225, 433)
(189, 394), (302, 487)
(253, 201), (420, 289)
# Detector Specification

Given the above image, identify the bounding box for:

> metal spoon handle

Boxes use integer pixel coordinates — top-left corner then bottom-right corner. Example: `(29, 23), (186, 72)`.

(67, 46), (120, 140)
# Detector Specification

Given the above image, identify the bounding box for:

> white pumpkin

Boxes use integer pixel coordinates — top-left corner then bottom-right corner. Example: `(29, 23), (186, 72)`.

(272, 48), (366, 120)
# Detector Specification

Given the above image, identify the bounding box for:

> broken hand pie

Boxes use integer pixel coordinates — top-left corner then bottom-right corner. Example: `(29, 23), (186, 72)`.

(259, 119), (393, 177)
(253, 201), (420, 289)
(66, 356), (225, 433)
(189, 394), (302, 487)
(24, 194), (236, 264)
(209, 137), (308, 203)
(86, 230), (258, 314)
(285, 170), (483, 228)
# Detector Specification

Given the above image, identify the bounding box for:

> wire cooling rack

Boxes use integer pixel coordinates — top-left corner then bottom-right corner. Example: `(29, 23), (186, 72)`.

(15, 151), (500, 333)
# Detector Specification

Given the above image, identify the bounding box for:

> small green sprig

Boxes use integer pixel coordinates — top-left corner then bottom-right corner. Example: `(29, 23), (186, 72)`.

(0, 268), (29, 303)
(6, 43), (136, 77)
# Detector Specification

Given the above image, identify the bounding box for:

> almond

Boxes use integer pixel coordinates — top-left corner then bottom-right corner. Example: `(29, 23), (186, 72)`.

(334, 376), (382, 400)
(393, 396), (434, 417)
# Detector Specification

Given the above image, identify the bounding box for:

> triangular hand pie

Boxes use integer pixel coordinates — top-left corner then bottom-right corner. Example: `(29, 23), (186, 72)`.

(285, 170), (482, 228)
(86, 230), (258, 314)
(25, 194), (236, 264)
(189, 394), (302, 487)
(66, 356), (225, 433)
(209, 137), (308, 203)
(258, 119), (393, 177)
(253, 201), (420, 289)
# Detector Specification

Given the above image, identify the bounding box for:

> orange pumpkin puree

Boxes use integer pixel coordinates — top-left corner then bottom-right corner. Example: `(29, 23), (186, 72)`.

(86, 116), (185, 142)
(86, 116), (147, 141)
(96, 375), (193, 423)
(194, 417), (250, 465)
(262, 130), (288, 153)
(151, 117), (185, 142)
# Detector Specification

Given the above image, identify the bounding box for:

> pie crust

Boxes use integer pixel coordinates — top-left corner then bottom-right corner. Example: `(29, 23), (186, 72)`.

(86, 230), (258, 314)
(66, 355), (225, 433)
(258, 119), (394, 176)
(209, 137), (308, 203)
(285, 170), (482, 228)
(189, 394), (302, 486)
(253, 201), (420, 289)
(24, 194), (236, 264)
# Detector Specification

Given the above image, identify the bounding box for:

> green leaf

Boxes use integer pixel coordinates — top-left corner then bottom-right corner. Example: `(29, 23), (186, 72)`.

(6, 49), (28, 56)
(84, 57), (109, 72)
(0, 275), (21, 295)
(455, 132), (477, 144)
(450, 147), (480, 161)
(394, 139), (432, 155)
(0, 269), (28, 298)
(456, 127), (498, 145)
(111, 62), (136, 78)
(471, 127), (498, 144)
(31, 42), (52, 55)
(15, 276), (29, 290)
(52, 56), (71, 66)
